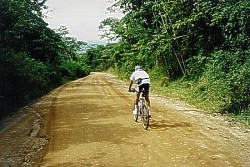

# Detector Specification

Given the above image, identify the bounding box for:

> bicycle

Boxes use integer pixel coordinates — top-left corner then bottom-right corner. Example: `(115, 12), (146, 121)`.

(130, 88), (150, 130)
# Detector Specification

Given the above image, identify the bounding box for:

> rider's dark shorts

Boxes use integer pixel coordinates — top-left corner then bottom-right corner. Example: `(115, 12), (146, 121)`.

(139, 83), (150, 94)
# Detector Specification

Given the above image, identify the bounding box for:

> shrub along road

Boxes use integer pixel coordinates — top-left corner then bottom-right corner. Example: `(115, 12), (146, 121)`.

(0, 72), (250, 166)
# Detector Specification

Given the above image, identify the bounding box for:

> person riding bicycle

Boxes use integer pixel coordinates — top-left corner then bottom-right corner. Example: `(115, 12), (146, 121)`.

(128, 65), (151, 117)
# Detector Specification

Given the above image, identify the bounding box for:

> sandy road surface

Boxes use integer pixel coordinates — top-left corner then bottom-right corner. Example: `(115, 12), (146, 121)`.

(0, 72), (250, 166)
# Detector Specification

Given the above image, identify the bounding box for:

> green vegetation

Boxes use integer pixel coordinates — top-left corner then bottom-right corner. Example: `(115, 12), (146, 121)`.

(1, 0), (249, 126)
(96, 0), (250, 124)
(0, 0), (91, 119)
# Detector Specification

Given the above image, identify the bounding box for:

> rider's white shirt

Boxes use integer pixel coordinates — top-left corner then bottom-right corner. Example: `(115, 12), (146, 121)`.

(130, 70), (150, 86)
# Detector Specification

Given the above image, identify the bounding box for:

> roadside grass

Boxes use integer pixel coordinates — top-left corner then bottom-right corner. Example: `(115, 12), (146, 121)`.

(230, 112), (250, 126)
(107, 68), (249, 126)
(150, 79), (221, 113)
(150, 77), (250, 126)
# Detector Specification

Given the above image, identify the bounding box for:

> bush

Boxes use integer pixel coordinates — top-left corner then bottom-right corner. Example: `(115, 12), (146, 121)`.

(0, 50), (58, 119)
(187, 49), (250, 114)
(60, 60), (90, 80)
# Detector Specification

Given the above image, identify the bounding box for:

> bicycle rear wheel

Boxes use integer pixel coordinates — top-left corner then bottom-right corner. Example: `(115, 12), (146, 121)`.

(141, 100), (149, 130)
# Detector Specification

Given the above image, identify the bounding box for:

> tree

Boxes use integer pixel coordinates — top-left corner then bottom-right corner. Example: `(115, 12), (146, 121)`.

(98, 0), (250, 114)
(0, 0), (90, 119)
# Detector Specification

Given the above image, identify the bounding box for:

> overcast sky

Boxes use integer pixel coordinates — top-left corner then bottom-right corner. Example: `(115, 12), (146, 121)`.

(44, 0), (122, 42)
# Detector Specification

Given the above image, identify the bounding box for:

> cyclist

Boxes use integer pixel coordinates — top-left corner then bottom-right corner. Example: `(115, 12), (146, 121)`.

(128, 65), (151, 117)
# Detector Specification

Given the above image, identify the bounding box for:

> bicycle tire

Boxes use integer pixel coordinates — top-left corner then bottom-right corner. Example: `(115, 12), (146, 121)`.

(141, 99), (150, 130)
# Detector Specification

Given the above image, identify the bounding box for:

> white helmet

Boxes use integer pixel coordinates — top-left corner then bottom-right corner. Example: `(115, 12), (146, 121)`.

(135, 65), (141, 71)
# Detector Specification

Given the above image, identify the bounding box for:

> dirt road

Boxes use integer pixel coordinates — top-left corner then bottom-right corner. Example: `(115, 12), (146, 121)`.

(0, 72), (250, 166)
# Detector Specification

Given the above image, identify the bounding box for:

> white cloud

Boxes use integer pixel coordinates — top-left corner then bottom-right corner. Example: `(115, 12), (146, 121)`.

(44, 0), (122, 42)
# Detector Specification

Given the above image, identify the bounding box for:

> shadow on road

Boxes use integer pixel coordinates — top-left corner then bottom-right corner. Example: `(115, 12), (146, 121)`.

(149, 119), (192, 131)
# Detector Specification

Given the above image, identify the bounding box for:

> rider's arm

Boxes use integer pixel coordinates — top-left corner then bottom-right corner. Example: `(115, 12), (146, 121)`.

(128, 80), (133, 92)
(129, 72), (135, 92)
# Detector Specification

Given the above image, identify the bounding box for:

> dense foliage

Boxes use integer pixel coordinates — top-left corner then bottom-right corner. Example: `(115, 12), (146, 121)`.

(97, 0), (250, 116)
(0, 0), (90, 119)
(1, 0), (249, 121)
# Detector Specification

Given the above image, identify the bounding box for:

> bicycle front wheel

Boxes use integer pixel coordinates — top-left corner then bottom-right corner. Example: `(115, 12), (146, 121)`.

(141, 100), (150, 130)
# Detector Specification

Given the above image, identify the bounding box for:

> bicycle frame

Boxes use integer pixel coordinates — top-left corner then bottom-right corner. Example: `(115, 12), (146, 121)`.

(132, 88), (150, 130)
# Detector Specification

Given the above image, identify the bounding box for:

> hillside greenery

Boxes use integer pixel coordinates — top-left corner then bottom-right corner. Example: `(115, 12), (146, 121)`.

(0, 0), (90, 119)
(1, 0), (249, 125)
(96, 0), (250, 124)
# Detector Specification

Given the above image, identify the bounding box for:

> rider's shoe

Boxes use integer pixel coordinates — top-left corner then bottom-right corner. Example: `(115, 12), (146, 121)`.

(133, 109), (138, 115)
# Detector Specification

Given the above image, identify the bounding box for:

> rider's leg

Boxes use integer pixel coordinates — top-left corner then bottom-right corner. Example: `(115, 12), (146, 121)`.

(145, 94), (150, 107)
(145, 94), (151, 116)
(135, 92), (140, 105)
(134, 92), (140, 114)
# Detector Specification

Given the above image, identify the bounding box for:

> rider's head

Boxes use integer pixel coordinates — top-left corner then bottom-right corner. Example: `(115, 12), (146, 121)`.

(135, 65), (141, 71)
